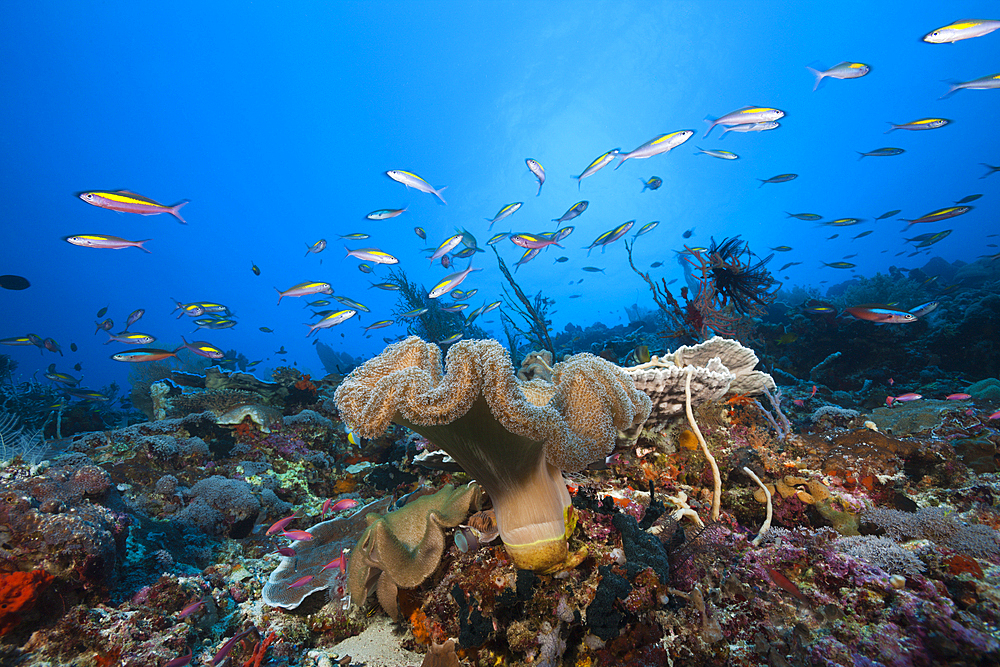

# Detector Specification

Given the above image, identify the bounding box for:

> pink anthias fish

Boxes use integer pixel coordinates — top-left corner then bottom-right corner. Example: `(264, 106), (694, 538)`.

(989, 410), (1000, 421)
(886, 392), (922, 406)
(177, 598), (204, 619)
(320, 549), (348, 574)
(276, 547), (296, 557)
(289, 575), (315, 588)
(510, 233), (563, 250)
(266, 512), (298, 536)
(321, 497), (359, 519)
(281, 530), (314, 541)
(164, 652), (193, 667)
(211, 627), (257, 666)
(945, 393), (972, 400)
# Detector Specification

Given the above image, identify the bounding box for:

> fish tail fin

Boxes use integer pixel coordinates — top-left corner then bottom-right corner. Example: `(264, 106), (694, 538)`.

(169, 200), (189, 224)
(938, 80), (960, 99)
(274, 287), (283, 305)
(535, 183), (542, 196)
(884, 123), (897, 134)
(613, 155), (627, 170)
(136, 239), (152, 253)
(857, 153), (865, 161)
(434, 186), (447, 205)
(758, 180), (765, 188)
(703, 116), (717, 138)
(806, 66), (825, 91)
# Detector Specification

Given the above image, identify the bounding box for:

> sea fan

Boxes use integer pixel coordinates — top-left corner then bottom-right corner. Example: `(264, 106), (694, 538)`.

(0, 411), (48, 465)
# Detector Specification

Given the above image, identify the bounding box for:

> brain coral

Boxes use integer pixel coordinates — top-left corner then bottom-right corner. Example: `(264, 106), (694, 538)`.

(334, 336), (651, 572)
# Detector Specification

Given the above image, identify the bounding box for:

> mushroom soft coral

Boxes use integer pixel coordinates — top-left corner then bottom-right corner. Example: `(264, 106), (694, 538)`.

(334, 336), (651, 572)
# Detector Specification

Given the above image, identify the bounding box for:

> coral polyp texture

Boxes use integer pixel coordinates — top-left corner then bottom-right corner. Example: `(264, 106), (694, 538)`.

(334, 335), (651, 572)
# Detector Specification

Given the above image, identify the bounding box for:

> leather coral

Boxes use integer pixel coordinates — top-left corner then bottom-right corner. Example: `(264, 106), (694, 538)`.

(334, 336), (651, 572)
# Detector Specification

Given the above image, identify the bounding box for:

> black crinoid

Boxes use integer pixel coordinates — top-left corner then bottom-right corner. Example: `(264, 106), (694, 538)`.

(690, 236), (781, 316)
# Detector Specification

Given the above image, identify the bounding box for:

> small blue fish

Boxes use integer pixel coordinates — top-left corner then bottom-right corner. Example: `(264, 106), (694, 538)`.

(641, 176), (662, 191)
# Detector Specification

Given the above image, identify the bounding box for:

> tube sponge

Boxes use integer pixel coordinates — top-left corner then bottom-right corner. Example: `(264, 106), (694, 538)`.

(334, 336), (651, 572)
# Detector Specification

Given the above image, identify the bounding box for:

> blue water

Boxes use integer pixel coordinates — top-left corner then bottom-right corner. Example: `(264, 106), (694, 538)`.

(1, 1), (996, 392)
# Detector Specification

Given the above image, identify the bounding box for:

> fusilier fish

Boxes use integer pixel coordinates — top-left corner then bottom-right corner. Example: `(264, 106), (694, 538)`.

(909, 301), (940, 317)
(125, 309), (145, 329)
(615, 131), (693, 168)
(885, 118), (950, 133)
(585, 220), (634, 254)
(428, 262), (482, 299)
(954, 194), (982, 204)
(572, 148), (620, 188)
(305, 310), (357, 336)
(386, 170), (447, 204)
(486, 202), (522, 229)
(704, 106), (785, 138)
(366, 207), (407, 220)
(923, 19), (1000, 43)
(104, 332), (156, 345)
(695, 147), (739, 160)
(180, 336), (225, 359)
(305, 239), (327, 256)
(364, 320), (394, 331)
(940, 72), (1000, 98)
(429, 234), (463, 263)
(875, 210), (901, 220)
(633, 221), (659, 238)
(64, 234), (151, 253)
(525, 158), (545, 196)
(806, 62), (870, 91)
(857, 147), (904, 159)
(915, 230), (953, 247)
(785, 212), (822, 221)
(78, 190), (189, 223)
(821, 261), (856, 269)
(334, 296), (370, 312)
(641, 176), (663, 190)
(552, 201), (588, 222)
(758, 173), (798, 187)
(719, 121), (780, 138)
(344, 247), (398, 264)
(275, 281), (333, 304)
(900, 206), (971, 229)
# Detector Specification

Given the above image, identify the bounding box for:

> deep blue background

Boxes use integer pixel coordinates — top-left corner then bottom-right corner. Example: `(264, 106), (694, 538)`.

(1, 1), (996, 391)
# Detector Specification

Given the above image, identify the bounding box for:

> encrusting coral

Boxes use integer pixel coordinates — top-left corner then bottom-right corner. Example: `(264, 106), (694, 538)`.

(334, 336), (651, 573)
(347, 484), (480, 620)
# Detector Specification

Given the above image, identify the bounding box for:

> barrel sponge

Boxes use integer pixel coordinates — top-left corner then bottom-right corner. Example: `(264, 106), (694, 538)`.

(334, 336), (651, 572)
